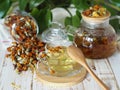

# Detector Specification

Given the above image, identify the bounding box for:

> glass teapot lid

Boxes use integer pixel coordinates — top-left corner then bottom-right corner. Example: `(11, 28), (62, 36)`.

(41, 22), (71, 46)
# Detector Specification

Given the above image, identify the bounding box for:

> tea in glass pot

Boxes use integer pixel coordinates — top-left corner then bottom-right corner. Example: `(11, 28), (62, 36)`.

(74, 5), (117, 59)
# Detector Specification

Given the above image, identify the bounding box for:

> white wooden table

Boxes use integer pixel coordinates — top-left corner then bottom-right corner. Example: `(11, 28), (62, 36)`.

(0, 39), (120, 90)
(0, 9), (120, 90)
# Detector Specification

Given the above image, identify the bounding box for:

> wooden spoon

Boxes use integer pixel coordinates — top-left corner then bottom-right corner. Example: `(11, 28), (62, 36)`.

(67, 45), (109, 90)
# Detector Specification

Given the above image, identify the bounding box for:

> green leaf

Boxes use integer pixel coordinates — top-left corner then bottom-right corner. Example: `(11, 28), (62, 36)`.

(31, 8), (52, 33)
(102, 4), (118, 16)
(110, 19), (120, 33)
(72, 0), (89, 10)
(65, 14), (81, 27)
(29, 0), (45, 10)
(65, 17), (72, 26)
(0, 0), (11, 18)
(40, 9), (52, 32)
(93, 0), (120, 12)
(11, 0), (17, 2)
(31, 8), (40, 18)
(19, 0), (29, 10)
(72, 15), (80, 27)
(51, 0), (71, 8)
(109, 0), (120, 7)
(68, 35), (74, 41)
(76, 10), (82, 20)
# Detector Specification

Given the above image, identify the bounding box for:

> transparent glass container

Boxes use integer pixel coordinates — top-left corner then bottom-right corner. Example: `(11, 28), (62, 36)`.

(4, 11), (38, 42)
(41, 22), (70, 46)
(38, 44), (83, 77)
(37, 22), (87, 77)
(74, 12), (117, 59)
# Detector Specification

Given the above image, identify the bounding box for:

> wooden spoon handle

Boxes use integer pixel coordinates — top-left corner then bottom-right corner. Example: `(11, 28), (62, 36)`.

(85, 64), (109, 90)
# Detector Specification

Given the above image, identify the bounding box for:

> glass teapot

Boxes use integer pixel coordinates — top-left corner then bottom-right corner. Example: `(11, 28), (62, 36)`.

(38, 22), (86, 77)
(74, 11), (117, 59)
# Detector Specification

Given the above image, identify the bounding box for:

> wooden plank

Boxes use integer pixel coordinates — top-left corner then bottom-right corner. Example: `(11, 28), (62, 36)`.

(0, 44), (5, 73)
(82, 59), (102, 90)
(0, 19), (13, 50)
(94, 59), (119, 90)
(108, 51), (120, 89)
(32, 57), (120, 90)
(0, 19), (34, 90)
(13, 71), (33, 90)
(32, 78), (85, 90)
(0, 56), (33, 90)
(82, 59), (119, 90)
(32, 73), (85, 90)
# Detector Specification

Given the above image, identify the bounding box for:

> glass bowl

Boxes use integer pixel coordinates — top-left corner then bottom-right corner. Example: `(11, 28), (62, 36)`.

(37, 45), (86, 77)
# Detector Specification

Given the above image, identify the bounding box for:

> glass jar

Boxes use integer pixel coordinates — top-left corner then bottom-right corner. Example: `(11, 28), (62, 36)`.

(4, 11), (38, 42)
(74, 12), (117, 59)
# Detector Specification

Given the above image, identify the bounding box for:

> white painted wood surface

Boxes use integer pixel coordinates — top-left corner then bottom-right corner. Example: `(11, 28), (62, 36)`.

(0, 41), (120, 90)
(0, 8), (120, 90)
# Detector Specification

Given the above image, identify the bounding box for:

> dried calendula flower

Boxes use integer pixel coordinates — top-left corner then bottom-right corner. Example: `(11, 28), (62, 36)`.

(6, 38), (45, 73)
(4, 12), (38, 42)
(82, 5), (108, 17)
(11, 82), (21, 89)
(47, 46), (62, 53)
(93, 5), (101, 11)
(7, 47), (12, 52)
(83, 9), (92, 16)
(92, 11), (100, 17)
(49, 69), (55, 74)
(5, 12), (45, 73)
(40, 53), (47, 58)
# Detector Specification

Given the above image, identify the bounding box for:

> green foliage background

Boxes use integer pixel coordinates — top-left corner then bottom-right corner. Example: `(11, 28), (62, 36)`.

(0, 0), (120, 33)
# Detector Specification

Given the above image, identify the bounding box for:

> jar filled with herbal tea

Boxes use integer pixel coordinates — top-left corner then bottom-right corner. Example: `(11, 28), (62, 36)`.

(74, 5), (117, 59)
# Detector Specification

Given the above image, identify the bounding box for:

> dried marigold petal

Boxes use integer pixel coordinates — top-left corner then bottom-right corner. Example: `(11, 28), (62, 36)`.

(83, 5), (108, 17)
(83, 10), (92, 16)
(22, 65), (28, 71)
(49, 69), (55, 74)
(40, 53), (46, 58)
(7, 47), (12, 52)
(6, 54), (11, 57)
(32, 60), (38, 65)
(93, 5), (101, 11)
